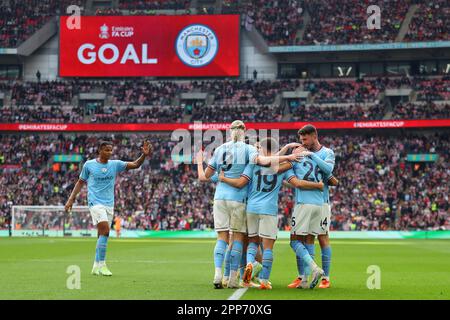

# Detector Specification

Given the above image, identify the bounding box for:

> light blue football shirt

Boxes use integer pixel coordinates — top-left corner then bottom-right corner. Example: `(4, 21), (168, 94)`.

(310, 146), (335, 204)
(208, 141), (258, 202)
(79, 159), (127, 207)
(243, 164), (295, 216)
(292, 157), (325, 206)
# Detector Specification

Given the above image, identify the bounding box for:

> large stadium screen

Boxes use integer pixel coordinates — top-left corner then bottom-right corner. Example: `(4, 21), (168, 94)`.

(59, 15), (240, 77)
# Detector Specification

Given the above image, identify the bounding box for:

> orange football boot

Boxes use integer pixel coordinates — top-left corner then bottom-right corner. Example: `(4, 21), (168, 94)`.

(242, 263), (253, 284)
(258, 281), (272, 290)
(287, 277), (302, 288)
(319, 278), (331, 288)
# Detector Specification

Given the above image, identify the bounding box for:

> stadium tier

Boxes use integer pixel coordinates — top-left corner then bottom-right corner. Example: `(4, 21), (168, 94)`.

(1, 1), (449, 49)
(0, 77), (449, 123)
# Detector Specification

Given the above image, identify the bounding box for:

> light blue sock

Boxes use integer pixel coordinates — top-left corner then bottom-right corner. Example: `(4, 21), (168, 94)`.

(213, 239), (227, 269)
(260, 249), (273, 281)
(297, 255), (305, 276)
(321, 246), (332, 277)
(304, 243), (315, 276)
(305, 243), (315, 259)
(246, 242), (258, 264)
(95, 240), (100, 263)
(290, 241), (304, 277)
(224, 245), (231, 277)
(230, 241), (243, 272)
(96, 235), (108, 263)
(292, 241), (314, 276)
(239, 250), (246, 279)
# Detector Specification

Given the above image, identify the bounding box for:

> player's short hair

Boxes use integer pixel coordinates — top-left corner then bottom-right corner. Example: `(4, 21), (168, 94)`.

(259, 137), (279, 153)
(298, 124), (317, 136)
(230, 120), (246, 130)
(230, 120), (246, 142)
(98, 140), (113, 151)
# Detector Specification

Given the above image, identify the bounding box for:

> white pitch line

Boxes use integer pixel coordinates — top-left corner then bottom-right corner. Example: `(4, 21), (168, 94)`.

(227, 288), (248, 300)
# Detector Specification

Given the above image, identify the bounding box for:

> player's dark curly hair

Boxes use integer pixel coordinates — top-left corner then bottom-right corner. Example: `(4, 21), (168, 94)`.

(98, 140), (113, 151)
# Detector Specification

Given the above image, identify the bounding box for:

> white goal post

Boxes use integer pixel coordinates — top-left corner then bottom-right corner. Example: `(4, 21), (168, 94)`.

(11, 206), (93, 237)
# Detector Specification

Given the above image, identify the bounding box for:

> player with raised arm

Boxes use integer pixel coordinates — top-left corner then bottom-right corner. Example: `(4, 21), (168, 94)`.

(65, 140), (152, 276)
(218, 137), (324, 289)
(200, 120), (302, 289)
(296, 124), (336, 289)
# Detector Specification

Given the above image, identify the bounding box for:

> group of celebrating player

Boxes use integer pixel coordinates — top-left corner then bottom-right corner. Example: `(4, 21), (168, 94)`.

(63, 120), (336, 290)
(197, 120), (337, 290)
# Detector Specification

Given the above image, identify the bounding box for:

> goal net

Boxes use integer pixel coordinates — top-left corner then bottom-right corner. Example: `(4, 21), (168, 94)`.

(11, 206), (94, 237)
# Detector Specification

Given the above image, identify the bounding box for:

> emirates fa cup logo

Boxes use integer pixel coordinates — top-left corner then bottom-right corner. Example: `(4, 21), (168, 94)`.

(99, 24), (109, 39)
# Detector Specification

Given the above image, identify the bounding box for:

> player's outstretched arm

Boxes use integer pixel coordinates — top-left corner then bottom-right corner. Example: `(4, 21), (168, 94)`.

(196, 151), (213, 182)
(256, 153), (300, 167)
(126, 140), (152, 170)
(276, 143), (302, 156)
(275, 161), (293, 174)
(300, 151), (334, 176)
(218, 170), (249, 189)
(65, 179), (86, 212)
(288, 177), (324, 190)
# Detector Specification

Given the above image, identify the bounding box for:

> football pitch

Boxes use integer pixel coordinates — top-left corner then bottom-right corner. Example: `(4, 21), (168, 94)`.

(0, 238), (449, 300)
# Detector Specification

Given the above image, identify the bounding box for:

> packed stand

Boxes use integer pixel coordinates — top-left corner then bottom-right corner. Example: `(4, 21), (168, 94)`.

(291, 103), (387, 121)
(0, 0), (84, 48)
(0, 132), (448, 232)
(118, 0), (191, 11)
(413, 76), (450, 101)
(191, 104), (283, 122)
(0, 133), (214, 231)
(304, 79), (384, 104)
(10, 81), (77, 106)
(0, 106), (84, 123)
(210, 79), (299, 105)
(243, 0), (304, 45)
(95, 8), (123, 15)
(405, 0), (449, 42)
(323, 134), (449, 231)
(302, 0), (410, 45)
(106, 81), (181, 106)
(91, 105), (184, 123)
(391, 102), (450, 120)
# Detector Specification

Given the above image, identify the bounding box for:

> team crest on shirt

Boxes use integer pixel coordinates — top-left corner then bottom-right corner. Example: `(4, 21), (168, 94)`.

(175, 24), (218, 67)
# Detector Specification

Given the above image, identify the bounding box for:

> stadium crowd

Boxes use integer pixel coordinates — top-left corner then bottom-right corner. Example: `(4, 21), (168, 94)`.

(291, 103), (386, 121)
(304, 79), (383, 104)
(301, 0), (410, 45)
(391, 102), (450, 120)
(0, 0), (83, 48)
(1, 77), (449, 123)
(243, 0), (304, 46)
(405, 0), (449, 42)
(414, 76), (450, 101)
(118, 0), (191, 11)
(90, 105), (184, 123)
(1, 0), (449, 50)
(0, 132), (448, 232)
(191, 104), (284, 122)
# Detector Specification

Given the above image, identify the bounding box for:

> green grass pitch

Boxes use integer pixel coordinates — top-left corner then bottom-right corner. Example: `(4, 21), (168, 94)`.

(0, 238), (449, 300)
